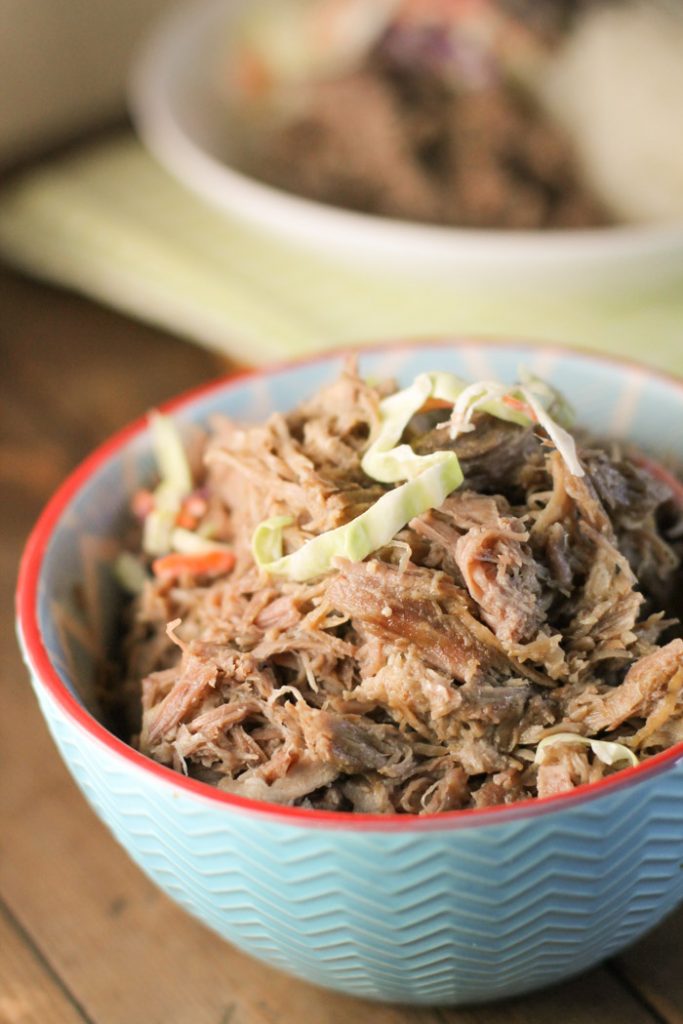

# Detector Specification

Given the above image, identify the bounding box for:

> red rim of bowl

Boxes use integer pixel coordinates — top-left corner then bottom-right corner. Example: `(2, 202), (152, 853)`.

(16, 338), (683, 832)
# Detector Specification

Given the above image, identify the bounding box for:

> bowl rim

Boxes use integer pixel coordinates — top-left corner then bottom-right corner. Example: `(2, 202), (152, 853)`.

(16, 338), (683, 832)
(129, 0), (683, 270)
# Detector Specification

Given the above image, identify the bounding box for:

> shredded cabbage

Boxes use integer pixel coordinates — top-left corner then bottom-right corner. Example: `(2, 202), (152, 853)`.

(121, 413), (232, 586)
(252, 457), (463, 581)
(361, 371), (531, 484)
(149, 411), (193, 496)
(534, 733), (638, 768)
(235, 0), (399, 85)
(170, 527), (232, 555)
(114, 552), (149, 594)
(517, 386), (584, 478)
(447, 380), (530, 439)
(361, 372), (463, 482)
(252, 369), (583, 582)
(518, 370), (575, 428)
(143, 411), (194, 556)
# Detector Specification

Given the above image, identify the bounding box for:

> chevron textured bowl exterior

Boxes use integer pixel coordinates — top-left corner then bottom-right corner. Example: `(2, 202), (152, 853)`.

(18, 343), (683, 1005)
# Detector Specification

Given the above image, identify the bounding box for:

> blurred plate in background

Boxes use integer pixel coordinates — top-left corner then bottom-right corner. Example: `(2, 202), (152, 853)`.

(130, 0), (683, 290)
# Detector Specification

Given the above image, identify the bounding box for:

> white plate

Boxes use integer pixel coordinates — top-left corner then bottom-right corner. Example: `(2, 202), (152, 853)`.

(130, 0), (683, 288)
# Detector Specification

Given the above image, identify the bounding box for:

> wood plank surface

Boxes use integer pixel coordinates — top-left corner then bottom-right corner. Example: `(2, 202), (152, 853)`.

(0, 900), (89, 1024)
(1, 263), (680, 1024)
(614, 912), (683, 1024)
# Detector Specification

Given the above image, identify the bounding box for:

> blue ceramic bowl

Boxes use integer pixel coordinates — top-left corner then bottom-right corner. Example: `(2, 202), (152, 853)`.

(17, 341), (683, 1005)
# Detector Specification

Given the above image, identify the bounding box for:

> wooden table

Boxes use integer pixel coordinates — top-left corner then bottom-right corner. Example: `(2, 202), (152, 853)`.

(1, 263), (681, 1024)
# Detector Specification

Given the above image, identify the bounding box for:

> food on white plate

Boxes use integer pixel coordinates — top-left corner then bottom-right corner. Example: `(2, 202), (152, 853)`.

(217, 0), (683, 230)
(110, 361), (683, 814)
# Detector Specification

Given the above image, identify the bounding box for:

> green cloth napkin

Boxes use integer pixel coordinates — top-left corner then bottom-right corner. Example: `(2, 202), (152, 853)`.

(1, 134), (682, 370)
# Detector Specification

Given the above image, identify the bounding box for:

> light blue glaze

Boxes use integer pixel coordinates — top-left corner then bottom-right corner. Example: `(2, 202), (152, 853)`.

(20, 343), (683, 1004)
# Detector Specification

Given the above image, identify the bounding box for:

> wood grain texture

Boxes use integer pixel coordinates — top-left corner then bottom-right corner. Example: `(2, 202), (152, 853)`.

(0, 263), (680, 1024)
(0, 900), (89, 1024)
(614, 913), (683, 1024)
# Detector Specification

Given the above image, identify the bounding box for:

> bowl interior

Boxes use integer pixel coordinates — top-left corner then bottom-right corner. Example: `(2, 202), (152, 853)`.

(33, 342), (683, 732)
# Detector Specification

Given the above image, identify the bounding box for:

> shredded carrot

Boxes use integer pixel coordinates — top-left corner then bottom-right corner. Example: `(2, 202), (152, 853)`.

(132, 489), (155, 519)
(174, 495), (208, 531)
(502, 394), (535, 419)
(152, 549), (236, 581)
(633, 455), (683, 508)
(175, 508), (199, 530)
(418, 397), (454, 414)
(235, 51), (272, 99)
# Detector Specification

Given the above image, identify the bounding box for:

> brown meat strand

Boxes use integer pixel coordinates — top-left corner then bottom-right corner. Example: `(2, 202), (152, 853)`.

(142, 653), (218, 748)
(575, 639), (683, 734)
(292, 705), (402, 775)
(535, 741), (605, 799)
(219, 759), (338, 804)
(326, 558), (513, 684)
(454, 523), (543, 645)
(413, 415), (538, 494)
(566, 524), (643, 657)
(414, 492), (551, 661)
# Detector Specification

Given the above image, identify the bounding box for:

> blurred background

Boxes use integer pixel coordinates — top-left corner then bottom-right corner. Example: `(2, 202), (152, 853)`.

(0, 0), (682, 369)
(0, 0), (169, 166)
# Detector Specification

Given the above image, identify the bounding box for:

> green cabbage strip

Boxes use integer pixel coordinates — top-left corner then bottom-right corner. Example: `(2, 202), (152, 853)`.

(126, 412), (233, 589)
(143, 411), (194, 556)
(149, 410), (193, 495)
(252, 457), (463, 582)
(252, 371), (582, 582)
(114, 551), (149, 594)
(360, 372), (528, 483)
(517, 386), (584, 478)
(445, 379), (530, 442)
(534, 733), (638, 768)
(170, 526), (232, 555)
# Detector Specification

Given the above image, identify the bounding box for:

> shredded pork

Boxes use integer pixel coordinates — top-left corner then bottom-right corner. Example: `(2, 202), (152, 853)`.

(117, 362), (683, 813)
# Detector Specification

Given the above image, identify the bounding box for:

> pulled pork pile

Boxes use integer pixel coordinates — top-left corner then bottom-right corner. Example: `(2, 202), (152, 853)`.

(243, 1), (610, 229)
(119, 365), (683, 813)
(253, 64), (610, 231)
